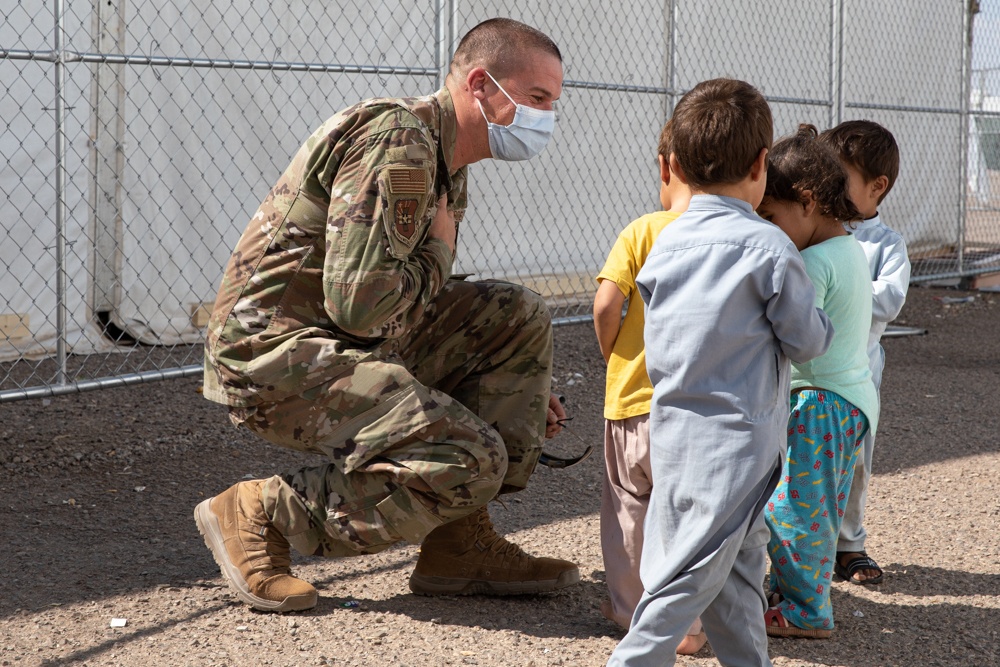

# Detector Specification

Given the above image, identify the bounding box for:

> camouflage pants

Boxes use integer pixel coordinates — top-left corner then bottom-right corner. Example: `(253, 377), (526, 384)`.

(232, 280), (553, 558)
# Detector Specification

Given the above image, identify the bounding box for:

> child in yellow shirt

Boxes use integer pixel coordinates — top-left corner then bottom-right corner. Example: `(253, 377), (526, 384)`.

(593, 120), (705, 655)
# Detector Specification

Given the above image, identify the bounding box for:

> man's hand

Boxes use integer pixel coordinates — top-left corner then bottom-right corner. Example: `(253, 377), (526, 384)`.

(545, 393), (567, 439)
(428, 194), (456, 253)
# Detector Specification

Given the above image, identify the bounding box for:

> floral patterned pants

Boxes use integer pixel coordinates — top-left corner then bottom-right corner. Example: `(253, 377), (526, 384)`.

(765, 389), (869, 632)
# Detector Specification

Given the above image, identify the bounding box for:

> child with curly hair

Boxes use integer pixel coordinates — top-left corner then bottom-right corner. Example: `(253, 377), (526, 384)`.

(756, 124), (876, 639)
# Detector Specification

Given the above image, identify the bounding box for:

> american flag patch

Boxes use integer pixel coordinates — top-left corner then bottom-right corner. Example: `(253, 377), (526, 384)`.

(387, 168), (427, 194)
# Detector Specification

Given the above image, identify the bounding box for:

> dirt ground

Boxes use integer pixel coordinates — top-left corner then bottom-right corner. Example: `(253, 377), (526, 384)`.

(1, 285), (999, 667)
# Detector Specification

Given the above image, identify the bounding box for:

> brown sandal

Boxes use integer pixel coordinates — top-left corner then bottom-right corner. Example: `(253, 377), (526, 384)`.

(764, 608), (832, 639)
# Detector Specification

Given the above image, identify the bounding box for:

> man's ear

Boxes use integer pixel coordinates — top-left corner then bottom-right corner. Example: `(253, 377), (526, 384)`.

(659, 154), (671, 185)
(750, 147), (768, 182)
(466, 67), (488, 99)
(870, 174), (889, 201)
(668, 153), (691, 185)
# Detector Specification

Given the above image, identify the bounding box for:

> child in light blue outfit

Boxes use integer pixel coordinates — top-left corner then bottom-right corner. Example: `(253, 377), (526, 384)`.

(608, 80), (833, 667)
(820, 120), (909, 586)
(756, 124), (875, 638)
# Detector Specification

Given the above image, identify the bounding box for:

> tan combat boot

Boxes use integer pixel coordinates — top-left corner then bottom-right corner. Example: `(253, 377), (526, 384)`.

(194, 480), (317, 612)
(408, 505), (580, 595)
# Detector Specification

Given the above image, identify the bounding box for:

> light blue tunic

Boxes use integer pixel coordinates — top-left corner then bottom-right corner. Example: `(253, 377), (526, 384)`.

(838, 213), (910, 551)
(608, 195), (834, 667)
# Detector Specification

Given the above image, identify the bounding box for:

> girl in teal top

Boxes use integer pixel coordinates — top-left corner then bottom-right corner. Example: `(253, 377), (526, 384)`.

(756, 124), (875, 639)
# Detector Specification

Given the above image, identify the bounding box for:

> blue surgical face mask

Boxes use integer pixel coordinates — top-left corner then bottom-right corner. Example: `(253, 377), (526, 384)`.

(478, 71), (556, 161)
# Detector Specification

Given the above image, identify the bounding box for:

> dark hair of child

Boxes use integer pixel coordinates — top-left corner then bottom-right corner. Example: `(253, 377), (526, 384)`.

(669, 78), (772, 188)
(765, 124), (862, 223)
(657, 119), (672, 163)
(818, 120), (899, 204)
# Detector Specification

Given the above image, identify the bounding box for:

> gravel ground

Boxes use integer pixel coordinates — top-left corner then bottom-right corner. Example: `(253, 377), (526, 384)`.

(1, 285), (998, 667)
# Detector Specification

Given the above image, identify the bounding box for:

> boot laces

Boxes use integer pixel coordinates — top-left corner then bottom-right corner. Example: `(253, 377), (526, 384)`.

(474, 508), (530, 562)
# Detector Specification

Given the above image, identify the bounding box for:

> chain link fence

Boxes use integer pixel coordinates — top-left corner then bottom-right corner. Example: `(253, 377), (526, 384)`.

(0, 0), (991, 401)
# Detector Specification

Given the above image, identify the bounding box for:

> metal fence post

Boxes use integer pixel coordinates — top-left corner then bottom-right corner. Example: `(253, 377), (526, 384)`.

(90, 0), (128, 321)
(829, 0), (844, 128)
(435, 0), (454, 91)
(52, 0), (68, 387)
(666, 0), (678, 117)
(958, 0), (976, 277)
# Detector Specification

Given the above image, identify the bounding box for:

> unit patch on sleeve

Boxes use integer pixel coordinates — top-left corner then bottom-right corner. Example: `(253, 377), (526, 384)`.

(378, 165), (431, 258)
(394, 199), (418, 239)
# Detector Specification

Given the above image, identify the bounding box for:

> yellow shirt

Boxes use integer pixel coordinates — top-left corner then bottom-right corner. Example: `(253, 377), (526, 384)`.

(597, 211), (680, 420)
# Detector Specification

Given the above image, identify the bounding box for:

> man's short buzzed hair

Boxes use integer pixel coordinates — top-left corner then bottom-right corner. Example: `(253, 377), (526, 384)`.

(670, 78), (773, 188)
(450, 18), (561, 79)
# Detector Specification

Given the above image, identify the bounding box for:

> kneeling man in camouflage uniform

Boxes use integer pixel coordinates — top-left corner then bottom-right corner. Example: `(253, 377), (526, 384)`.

(194, 18), (578, 612)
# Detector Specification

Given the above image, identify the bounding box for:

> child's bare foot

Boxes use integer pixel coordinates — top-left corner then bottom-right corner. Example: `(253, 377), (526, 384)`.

(599, 598), (629, 630)
(600, 598), (707, 654)
(677, 629), (708, 655)
(834, 551), (884, 585)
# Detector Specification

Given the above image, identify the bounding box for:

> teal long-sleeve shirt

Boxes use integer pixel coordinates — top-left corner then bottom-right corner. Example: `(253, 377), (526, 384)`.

(792, 233), (879, 434)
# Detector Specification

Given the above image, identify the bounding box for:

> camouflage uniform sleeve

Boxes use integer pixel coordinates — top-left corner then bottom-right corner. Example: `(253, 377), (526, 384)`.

(325, 122), (453, 339)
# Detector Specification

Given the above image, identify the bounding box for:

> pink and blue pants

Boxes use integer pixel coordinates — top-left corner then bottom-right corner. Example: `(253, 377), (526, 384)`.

(765, 389), (869, 632)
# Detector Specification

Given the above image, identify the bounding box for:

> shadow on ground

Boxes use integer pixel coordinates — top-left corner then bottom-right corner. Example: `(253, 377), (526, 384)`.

(768, 581), (1000, 667)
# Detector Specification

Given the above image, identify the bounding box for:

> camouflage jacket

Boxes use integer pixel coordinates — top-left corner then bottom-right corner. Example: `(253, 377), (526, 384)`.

(203, 87), (468, 406)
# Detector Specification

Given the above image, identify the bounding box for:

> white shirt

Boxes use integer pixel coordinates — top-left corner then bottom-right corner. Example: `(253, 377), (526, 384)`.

(845, 213), (911, 360)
